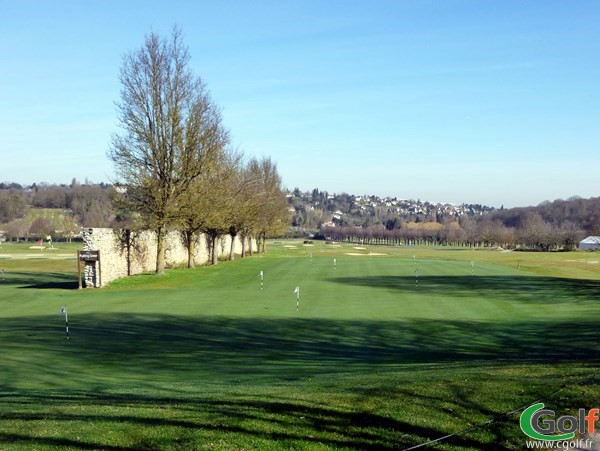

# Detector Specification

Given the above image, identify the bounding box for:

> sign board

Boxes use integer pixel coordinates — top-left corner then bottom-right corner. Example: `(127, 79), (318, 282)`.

(79, 250), (100, 261)
(77, 250), (101, 288)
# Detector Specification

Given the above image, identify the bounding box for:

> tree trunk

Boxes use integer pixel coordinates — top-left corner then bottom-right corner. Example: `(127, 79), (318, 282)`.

(125, 229), (132, 276)
(241, 233), (246, 258)
(261, 232), (267, 253)
(248, 235), (253, 256)
(156, 226), (166, 275)
(211, 234), (218, 265)
(186, 230), (195, 269)
(229, 233), (237, 260)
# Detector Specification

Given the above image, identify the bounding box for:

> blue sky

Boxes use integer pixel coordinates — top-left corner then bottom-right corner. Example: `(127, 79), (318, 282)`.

(1, 1), (598, 207)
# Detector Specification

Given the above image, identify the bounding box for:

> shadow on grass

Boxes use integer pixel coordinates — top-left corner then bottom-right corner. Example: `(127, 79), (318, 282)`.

(0, 391), (490, 450)
(0, 271), (78, 289)
(0, 393), (482, 450)
(1, 315), (599, 396)
(1, 314), (599, 449)
(0, 433), (132, 450)
(329, 274), (600, 303)
(2, 314), (599, 381)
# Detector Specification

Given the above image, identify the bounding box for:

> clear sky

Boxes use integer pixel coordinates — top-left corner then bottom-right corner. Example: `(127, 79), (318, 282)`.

(1, 1), (598, 207)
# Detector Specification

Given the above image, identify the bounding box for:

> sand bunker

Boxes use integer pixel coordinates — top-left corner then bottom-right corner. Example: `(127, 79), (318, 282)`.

(353, 246), (366, 250)
(345, 252), (387, 256)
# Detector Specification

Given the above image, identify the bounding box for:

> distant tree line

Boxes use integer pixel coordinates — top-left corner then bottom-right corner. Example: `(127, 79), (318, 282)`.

(0, 180), (113, 242)
(321, 197), (600, 251)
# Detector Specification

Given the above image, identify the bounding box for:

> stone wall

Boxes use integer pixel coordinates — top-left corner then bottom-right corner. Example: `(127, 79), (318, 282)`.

(81, 228), (255, 287)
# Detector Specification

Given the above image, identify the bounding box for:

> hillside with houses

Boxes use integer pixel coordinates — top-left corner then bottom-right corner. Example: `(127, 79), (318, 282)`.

(287, 188), (492, 231)
(287, 188), (600, 251)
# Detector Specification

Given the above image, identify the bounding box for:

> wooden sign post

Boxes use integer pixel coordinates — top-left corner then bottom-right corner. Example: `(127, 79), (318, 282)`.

(77, 250), (101, 288)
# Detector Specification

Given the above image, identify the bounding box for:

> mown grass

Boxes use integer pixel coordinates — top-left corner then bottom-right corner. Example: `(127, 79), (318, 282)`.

(0, 241), (81, 256)
(0, 241), (599, 449)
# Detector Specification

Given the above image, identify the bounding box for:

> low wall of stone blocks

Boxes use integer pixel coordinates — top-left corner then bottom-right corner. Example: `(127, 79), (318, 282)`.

(81, 228), (255, 287)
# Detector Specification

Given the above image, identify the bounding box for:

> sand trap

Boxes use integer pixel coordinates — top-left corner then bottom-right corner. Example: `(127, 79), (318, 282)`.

(303, 244), (315, 247)
(353, 246), (366, 250)
(283, 245), (298, 248)
(345, 252), (388, 256)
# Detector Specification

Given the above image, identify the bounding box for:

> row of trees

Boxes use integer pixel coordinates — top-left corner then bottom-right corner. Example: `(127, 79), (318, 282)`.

(3, 215), (79, 242)
(0, 182), (114, 228)
(109, 28), (288, 274)
(322, 212), (588, 251)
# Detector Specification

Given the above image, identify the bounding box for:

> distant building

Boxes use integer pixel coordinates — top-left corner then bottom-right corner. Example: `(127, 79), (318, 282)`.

(579, 236), (600, 250)
(113, 184), (127, 194)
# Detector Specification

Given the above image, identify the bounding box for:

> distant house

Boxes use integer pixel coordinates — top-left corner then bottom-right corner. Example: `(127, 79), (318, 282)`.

(579, 236), (600, 250)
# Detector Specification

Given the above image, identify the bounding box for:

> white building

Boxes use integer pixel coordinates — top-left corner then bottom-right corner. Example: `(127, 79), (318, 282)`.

(579, 236), (600, 250)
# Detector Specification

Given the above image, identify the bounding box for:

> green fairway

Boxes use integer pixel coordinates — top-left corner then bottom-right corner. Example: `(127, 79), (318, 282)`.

(0, 241), (599, 449)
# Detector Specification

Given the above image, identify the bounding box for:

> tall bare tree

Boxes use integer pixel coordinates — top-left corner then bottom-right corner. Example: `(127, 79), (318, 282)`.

(225, 157), (263, 260)
(199, 152), (239, 265)
(109, 27), (228, 274)
(247, 157), (289, 253)
(177, 148), (229, 268)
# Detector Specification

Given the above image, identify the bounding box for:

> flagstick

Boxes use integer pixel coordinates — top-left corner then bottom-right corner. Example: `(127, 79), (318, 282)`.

(296, 286), (300, 311)
(260, 270), (264, 290)
(62, 306), (69, 340)
(415, 267), (419, 287)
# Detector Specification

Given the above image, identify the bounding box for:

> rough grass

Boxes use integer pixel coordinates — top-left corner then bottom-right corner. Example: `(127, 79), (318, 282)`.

(0, 241), (598, 449)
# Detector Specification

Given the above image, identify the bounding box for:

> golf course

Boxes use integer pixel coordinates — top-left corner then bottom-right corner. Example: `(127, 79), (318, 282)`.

(1, 240), (599, 449)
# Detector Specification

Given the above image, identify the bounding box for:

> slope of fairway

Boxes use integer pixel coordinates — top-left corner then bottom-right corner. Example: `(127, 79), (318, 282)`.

(1, 243), (599, 449)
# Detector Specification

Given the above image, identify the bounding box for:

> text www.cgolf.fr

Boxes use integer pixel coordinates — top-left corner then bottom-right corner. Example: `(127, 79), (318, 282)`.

(525, 439), (594, 449)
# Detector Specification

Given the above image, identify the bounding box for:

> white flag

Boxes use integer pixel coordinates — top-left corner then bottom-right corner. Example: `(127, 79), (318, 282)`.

(294, 286), (299, 294)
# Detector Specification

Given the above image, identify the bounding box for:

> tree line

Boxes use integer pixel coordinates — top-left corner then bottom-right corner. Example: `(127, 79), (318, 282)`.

(0, 181), (113, 241)
(321, 197), (600, 251)
(1, 28), (289, 265)
(109, 27), (288, 274)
